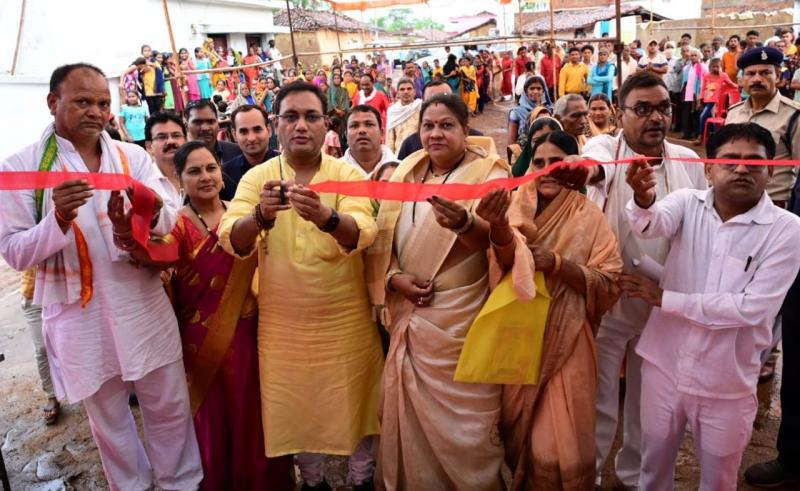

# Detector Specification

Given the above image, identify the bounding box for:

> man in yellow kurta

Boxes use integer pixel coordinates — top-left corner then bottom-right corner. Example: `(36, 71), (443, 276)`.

(218, 81), (383, 490)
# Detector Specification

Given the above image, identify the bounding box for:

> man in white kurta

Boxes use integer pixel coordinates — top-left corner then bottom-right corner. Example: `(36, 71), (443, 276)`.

(623, 122), (800, 489)
(582, 71), (707, 489)
(0, 64), (201, 490)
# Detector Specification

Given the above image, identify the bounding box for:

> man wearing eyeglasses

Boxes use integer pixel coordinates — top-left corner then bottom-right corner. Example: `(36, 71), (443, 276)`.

(217, 81), (382, 491)
(144, 111), (187, 203)
(624, 122), (800, 490)
(581, 70), (708, 490)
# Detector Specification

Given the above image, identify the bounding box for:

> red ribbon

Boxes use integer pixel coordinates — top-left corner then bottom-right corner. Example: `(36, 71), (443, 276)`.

(0, 172), (177, 262)
(309, 156), (800, 201)
(0, 156), (797, 205)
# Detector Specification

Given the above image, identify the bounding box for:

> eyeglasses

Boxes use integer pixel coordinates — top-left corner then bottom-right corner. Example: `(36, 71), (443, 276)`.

(621, 103), (673, 118)
(152, 132), (185, 142)
(276, 113), (325, 124)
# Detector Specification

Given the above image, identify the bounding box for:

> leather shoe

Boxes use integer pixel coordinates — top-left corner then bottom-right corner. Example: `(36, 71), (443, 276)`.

(301, 479), (332, 491)
(744, 459), (800, 487)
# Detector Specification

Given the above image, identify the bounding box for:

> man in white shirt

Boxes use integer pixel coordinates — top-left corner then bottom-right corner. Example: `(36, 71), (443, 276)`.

(582, 71), (707, 490)
(637, 40), (669, 78)
(623, 122), (800, 490)
(0, 63), (201, 489)
(344, 104), (397, 178)
(619, 45), (639, 88)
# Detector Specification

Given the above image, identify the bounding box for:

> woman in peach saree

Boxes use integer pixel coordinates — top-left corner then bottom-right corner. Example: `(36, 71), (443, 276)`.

(478, 131), (622, 490)
(367, 95), (509, 491)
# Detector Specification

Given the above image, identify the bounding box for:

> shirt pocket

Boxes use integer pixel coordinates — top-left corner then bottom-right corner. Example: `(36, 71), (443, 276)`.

(719, 254), (752, 293)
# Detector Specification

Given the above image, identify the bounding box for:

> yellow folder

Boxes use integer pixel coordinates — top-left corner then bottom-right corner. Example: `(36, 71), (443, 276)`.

(454, 271), (550, 385)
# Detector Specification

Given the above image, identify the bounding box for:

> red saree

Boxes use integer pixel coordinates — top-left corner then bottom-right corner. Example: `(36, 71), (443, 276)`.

(171, 214), (294, 491)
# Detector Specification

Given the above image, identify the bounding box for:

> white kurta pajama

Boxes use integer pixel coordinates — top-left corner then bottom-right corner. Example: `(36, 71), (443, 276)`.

(626, 189), (800, 490)
(0, 125), (202, 491)
(582, 132), (707, 488)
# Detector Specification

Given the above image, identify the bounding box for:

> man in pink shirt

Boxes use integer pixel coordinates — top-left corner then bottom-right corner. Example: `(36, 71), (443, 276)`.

(623, 122), (800, 489)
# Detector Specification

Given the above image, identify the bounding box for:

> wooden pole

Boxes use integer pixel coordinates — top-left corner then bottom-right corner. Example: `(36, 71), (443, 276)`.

(518, 0), (523, 39)
(162, 0), (187, 108)
(615, 0), (622, 104)
(11, 0), (28, 75)
(285, 0), (299, 68)
(333, 8), (343, 63)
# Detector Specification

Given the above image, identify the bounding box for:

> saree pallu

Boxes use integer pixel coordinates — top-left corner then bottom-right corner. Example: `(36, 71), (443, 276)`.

(368, 137), (509, 490)
(172, 215), (294, 491)
(495, 187), (622, 491)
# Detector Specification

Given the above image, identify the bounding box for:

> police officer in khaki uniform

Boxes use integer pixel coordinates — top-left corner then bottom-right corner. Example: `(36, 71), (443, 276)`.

(740, 46), (800, 488)
(725, 46), (800, 208)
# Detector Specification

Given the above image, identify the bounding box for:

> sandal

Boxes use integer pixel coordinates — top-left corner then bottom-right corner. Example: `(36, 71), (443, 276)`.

(759, 356), (778, 384)
(43, 397), (60, 425)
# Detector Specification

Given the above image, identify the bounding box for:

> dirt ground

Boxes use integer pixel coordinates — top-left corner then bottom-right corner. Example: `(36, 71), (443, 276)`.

(0, 102), (791, 490)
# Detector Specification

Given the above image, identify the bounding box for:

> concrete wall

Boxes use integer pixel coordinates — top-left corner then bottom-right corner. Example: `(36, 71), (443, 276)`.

(638, 10), (795, 46)
(275, 29), (373, 69)
(0, 76), (121, 160)
(0, 0), (286, 159)
(700, 0), (793, 16)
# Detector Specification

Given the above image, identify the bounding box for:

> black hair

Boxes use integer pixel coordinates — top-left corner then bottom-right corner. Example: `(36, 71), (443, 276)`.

(530, 117), (562, 135)
(273, 80), (327, 115)
(747, 30), (759, 38)
(423, 79), (449, 96)
(360, 73), (374, 83)
(707, 122), (775, 160)
(589, 92), (613, 110)
(532, 130), (580, 160)
(231, 104), (270, 129)
(419, 93), (469, 129)
(523, 76), (545, 93)
(174, 140), (218, 176)
(728, 34), (741, 42)
(525, 61), (535, 72)
(568, 46), (581, 54)
(618, 70), (668, 108)
(106, 127), (122, 141)
(132, 57), (147, 66)
(329, 116), (343, 132)
(373, 161), (400, 181)
(145, 112), (187, 142)
(682, 33), (692, 39)
(183, 99), (218, 120)
(49, 63), (106, 94)
(141, 44), (151, 54)
(581, 44), (595, 53)
(346, 104), (383, 131)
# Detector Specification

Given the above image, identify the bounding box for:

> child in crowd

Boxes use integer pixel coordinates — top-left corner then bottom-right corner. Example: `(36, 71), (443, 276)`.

(118, 90), (150, 148)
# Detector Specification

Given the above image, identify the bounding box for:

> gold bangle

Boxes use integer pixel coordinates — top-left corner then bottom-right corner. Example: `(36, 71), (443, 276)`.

(551, 252), (562, 276)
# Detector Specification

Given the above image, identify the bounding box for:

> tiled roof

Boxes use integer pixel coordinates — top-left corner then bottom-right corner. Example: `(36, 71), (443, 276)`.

(274, 8), (375, 33)
(521, 3), (668, 34)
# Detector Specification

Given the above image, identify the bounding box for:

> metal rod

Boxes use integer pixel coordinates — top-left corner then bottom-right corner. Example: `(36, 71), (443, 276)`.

(285, 0), (299, 68)
(11, 0), (28, 75)
(649, 22), (784, 31)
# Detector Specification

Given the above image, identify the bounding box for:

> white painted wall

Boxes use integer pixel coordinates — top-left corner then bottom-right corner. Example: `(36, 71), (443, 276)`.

(0, 0), (287, 159)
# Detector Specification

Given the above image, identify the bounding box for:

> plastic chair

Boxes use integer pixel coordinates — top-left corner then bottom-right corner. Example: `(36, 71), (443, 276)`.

(701, 88), (742, 145)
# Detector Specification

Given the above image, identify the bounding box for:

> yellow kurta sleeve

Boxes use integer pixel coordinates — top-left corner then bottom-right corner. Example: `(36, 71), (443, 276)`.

(218, 160), (272, 259)
(333, 160), (378, 255)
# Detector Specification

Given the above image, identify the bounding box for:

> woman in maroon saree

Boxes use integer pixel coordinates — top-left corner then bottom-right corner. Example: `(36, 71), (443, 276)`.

(169, 141), (294, 490)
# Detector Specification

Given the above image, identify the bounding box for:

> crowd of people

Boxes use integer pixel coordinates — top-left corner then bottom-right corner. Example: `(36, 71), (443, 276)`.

(3, 24), (800, 491)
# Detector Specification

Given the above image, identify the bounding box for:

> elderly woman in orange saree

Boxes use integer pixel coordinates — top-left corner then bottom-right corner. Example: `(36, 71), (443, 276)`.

(476, 131), (622, 490)
(366, 95), (509, 490)
(121, 141), (295, 490)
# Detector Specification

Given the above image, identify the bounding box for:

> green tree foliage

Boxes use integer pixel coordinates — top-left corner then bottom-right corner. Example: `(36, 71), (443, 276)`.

(371, 8), (444, 32)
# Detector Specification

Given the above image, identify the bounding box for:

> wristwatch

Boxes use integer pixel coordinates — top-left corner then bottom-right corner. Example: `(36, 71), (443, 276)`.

(319, 208), (340, 233)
